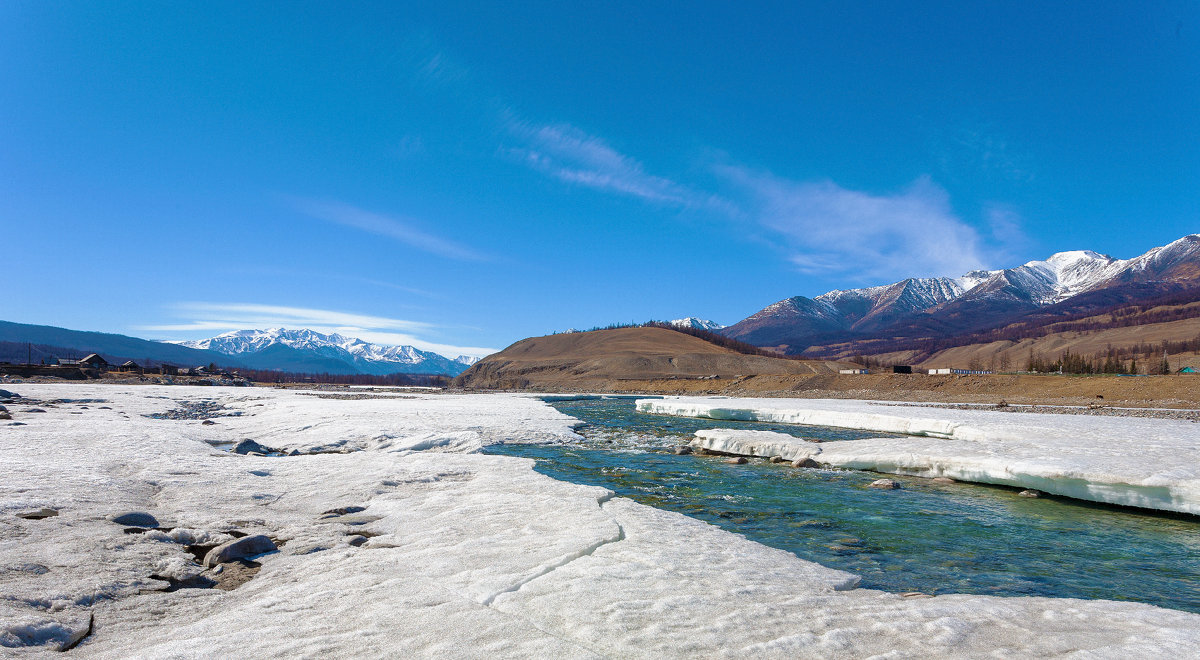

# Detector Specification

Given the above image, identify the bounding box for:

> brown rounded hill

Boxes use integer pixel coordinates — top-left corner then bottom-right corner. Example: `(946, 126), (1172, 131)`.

(454, 327), (847, 391)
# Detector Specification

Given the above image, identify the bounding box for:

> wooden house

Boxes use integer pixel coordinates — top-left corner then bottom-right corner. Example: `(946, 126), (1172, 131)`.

(79, 354), (109, 370)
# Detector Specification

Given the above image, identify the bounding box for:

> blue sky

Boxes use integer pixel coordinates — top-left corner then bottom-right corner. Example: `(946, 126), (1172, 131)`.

(3, 1), (1197, 356)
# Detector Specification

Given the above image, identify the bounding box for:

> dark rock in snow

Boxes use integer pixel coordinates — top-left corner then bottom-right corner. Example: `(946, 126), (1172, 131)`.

(203, 534), (277, 567)
(725, 457), (748, 465)
(233, 439), (275, 455)
(17, 508), (58, 520)
(673, 446), (693, 455)
(322, 505), (366, 516)
(791, 458), (819, 468)
(109, 512), (159, 528)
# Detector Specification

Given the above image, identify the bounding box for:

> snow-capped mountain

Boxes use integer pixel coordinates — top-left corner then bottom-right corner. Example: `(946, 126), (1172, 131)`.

(669, 317), (725, 331)
(172, 328), (481, 376)
(723, 234), (1200, 351)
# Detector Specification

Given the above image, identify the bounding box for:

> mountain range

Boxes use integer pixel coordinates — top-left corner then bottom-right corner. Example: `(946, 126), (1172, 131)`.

(0, 321), (478, 377)
(721, 234), (1200, 357)
(172, 328), (478, 376)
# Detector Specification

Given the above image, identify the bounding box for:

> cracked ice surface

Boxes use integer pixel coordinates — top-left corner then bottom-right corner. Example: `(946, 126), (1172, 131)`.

(0, 384), (1198, 657)
(641, 397), (1200, 514)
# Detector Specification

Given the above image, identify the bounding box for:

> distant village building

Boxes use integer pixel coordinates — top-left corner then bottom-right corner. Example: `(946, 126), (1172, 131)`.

(1179, 367), (1197, 374)
(118, 360), (141, 372)
(928, 367), (992, 375)
(892, 365), (913, 374)
(79, 354), (109, 369)
(56, 358), (82, 367)
(838, 368), (869, 375)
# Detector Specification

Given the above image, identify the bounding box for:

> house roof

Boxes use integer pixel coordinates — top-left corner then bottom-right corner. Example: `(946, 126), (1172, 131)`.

(80, 353), (108, 364)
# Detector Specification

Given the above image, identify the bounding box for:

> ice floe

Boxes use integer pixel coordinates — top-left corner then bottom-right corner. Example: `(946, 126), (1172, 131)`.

(641, 397), (1200, 515)
(0, 384), (1197, 657)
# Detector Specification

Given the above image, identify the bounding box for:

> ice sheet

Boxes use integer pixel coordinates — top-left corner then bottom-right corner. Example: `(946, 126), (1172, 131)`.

(641, 397), (1200, 514)
(1, 384), (1197, 657)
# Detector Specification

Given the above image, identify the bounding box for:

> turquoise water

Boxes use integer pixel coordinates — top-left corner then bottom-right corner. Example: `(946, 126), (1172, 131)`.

(482, 397), (1200, 613)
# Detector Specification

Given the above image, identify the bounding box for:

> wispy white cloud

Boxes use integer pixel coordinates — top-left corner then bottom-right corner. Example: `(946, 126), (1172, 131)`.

(716, 167), (990, 281)
(506, 119), (726, 209)
(502, 117), (998, 281)
(137, 303), (497, 358)
(288, 198), (485, 262)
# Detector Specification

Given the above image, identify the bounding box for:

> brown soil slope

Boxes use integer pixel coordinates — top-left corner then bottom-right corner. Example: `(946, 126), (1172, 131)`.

(455, 327), (848, 390)
(848, 316), (1200, 371)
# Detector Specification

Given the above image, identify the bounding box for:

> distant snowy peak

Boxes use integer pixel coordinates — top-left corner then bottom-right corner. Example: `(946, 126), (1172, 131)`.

(810, 246), (1133, 310)
(724, 233), (1200, 346)
(669, 317), (725, 331)
(1123, 234), (1200, 277)
(180, 328), (346, 355)
(1011, 250), (1124, 303)
(172, 328), (476, 376)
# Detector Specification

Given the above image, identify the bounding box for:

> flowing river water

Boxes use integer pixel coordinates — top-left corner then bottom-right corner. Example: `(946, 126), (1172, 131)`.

(482, 397), (1200, 613)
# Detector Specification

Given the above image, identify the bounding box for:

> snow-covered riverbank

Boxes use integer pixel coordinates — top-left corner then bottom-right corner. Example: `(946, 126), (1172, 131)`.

(639, 397), (1200, 515)
(3, 384), (1199, 657)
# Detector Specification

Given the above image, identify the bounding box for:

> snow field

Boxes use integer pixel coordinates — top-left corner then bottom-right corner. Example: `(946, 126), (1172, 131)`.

(1, 384), (1198, 657)
(640, 397), (1200, 514)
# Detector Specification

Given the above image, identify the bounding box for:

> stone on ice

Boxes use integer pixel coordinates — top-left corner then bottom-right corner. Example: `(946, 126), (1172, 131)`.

(232, 439), (275, 455)
(16, 507), (59, 520)
(203, 534), (277, 567)
(109, 512), (159, 528)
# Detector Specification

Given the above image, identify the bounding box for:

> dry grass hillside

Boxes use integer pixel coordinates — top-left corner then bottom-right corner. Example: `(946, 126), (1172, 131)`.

(811, 298), (1200, 371)
(853, 316), (1200, 372)
(454, 327), (849, 390)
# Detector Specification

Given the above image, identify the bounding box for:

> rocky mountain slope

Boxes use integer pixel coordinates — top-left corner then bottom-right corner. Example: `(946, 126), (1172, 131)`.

(723, 234), (1200, 356)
